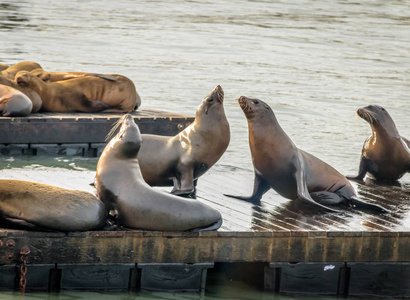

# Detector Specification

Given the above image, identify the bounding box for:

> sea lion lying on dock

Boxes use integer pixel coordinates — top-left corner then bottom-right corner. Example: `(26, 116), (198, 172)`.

(0, 84), (33, 116)
(15, 71), (138, 113)
(96, 114), (222, 231)
(0, 180), (107, 231)
(347, 105), (410, 182)
(30, 68), (141, 109)
(225, 96), (387, 213)
(137, 85), (230, 196)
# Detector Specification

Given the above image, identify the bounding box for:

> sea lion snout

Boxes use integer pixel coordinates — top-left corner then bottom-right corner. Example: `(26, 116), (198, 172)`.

(15, 71), (31, 86)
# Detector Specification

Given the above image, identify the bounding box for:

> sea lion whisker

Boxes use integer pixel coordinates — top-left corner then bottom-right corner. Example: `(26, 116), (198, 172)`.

(106, 117), (124, 141)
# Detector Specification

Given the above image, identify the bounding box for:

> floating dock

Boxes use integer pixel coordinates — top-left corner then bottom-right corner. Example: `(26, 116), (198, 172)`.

(0, 111), (409, 297)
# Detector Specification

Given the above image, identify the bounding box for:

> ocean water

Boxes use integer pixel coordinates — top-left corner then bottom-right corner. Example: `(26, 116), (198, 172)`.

(0, 0), (409, 298)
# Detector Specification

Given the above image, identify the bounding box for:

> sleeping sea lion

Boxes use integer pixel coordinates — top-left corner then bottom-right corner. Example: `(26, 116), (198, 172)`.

(0, 84), (33, 116)
(0, 180), (107, 231)
(347, 104), (410, 182)
(95, 114), (222, 231)
(15, 71), (138, 113)
(30, 68), (142, 109)
(137, 85), (230, 196)
(0, 74), (42, 113)
(225, 96), (387, 213)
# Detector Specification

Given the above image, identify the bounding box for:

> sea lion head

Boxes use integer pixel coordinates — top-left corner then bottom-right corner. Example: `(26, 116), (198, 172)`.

(30, 68), (52, 82)
(15, 71), (34, 87)
(197, 85), (224, 116)
(357, 105), (399, 137)
(238, 96), (272, 120)
(106, 114), (142, 159)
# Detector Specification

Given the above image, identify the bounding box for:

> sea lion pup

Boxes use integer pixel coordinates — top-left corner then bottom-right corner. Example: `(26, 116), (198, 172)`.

(225, 96), (387, 213)
(0, 61), (42, 80)
(95, 114), (222, 231)
(15, 71), (138, 113)
(137, 85), (230, 196)
(0, 84), (33, 116)
(0, 180), (107, 232)
(0, 74), (42, 113)
(347, 105), (410, 182)
(30, 68), (142, 110)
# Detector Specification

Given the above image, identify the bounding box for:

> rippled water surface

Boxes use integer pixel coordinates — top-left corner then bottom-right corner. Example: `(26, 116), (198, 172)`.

(0, 1), (409, 297)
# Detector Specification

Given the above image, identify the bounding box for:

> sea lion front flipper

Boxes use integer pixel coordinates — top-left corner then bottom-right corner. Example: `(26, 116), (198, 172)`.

(346, 157), (370, 182)
(294, 154), (339, 213)
(81, 100), (110, 112)
(348, 196), (389, 214)
(224, 173), (270, 202)
(171, 165), (195, 196)
(84, 73), (117, 81)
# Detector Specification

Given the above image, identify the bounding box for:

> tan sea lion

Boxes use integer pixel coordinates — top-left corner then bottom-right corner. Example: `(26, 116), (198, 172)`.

(0, 84), (33, 116)
(0, 180), (107, 231)
(0, 61), (42, 79)
(30, 68), (141, 109)
(15, 71), (138, 113)
(0, 63), (9, 72)
(95, 114), (222, 231)
(0, 74), (42, 113)
(137, 85), (230, 196)
(347, 105), (410, 182)
(225, 96), (387, 213)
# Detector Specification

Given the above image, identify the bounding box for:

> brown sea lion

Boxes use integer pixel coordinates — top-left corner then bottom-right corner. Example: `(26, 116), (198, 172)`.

(30, 68), (142, 109)
(95, 114), (222, 231)
(15, 71), (138, 113)
(0, 84), (33, 116)
(0, 74), (42, 113)
(0, 179), (107, 231)
(0, 61), (42, 80)
(136, 85), (230, 196)
(347, 105), (410, 182)
(225, 96), (387, 213)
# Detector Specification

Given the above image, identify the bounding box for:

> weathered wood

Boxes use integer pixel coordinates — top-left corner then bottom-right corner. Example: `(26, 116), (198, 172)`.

(0, 110), (193, 144)
(0, 230), (408, 266)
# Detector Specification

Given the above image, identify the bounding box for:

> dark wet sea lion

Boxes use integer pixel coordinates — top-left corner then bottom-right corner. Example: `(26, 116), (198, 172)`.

(137, 85), (230, 196)
(0, 84), (33, 116)
(347, 104), (410, 182)
(0, 75), (42, 113)
(30, 68), (142, 109)
(225, 96), (387, 213)
(0, 61), (42, 80)
(0, 180), (107, 231)
(15, 71), (138, 113)
(95, 114), (222, 231)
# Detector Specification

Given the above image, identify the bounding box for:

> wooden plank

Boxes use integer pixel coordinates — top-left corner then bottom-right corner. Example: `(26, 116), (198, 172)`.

(0, 110), (194, 144)
(0, 231), (408, 265)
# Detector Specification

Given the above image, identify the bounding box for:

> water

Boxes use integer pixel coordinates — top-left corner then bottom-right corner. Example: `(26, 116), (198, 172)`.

(0, 0), (409, 298)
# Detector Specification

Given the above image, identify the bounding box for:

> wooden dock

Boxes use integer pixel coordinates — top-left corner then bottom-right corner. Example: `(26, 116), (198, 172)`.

(0, 111), (409, 297)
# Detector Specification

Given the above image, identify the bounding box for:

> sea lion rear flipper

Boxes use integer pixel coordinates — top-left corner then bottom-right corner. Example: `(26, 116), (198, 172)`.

(224, 173), (270, 202)
(310, 191), (343, 205)
(2, 217), (52, 231)
(294, 155), (339, 213)
(349, 196), (389, 214)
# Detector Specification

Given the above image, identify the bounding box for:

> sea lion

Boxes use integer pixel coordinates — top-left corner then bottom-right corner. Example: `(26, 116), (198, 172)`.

(15, 71), (138, 113)
(95, 114), (222, 231)
(347, 105), (410, 182)
(0, 63), (9, 72)
(0, 84), (33, 116)
(0, 179), (107, 231)
(0, 73), (42, 113)
(30, 68), (141, 109)
(225, 96), (387, 213)
(0, 61), (42, 80)
(137, 85), (230, 195)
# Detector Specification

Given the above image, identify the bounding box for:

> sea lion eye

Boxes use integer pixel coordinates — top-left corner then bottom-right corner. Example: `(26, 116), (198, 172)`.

(253, 100), (259, 104)
(208, 97), (214, 102)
